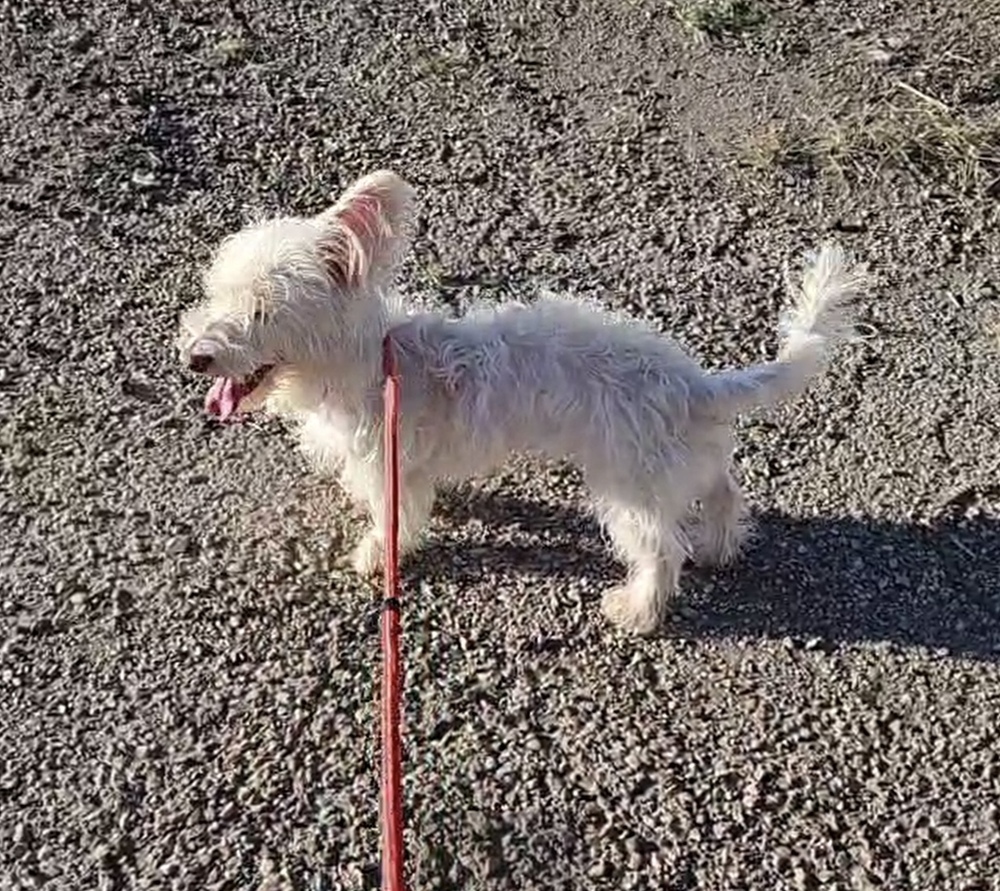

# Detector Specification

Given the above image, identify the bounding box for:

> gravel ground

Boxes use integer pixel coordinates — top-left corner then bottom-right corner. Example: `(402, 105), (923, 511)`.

(2, 1), (1000, 889)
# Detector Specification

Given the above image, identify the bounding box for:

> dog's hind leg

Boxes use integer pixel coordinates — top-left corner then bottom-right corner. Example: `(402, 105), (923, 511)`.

(597, 497), (690, 636)
(691, 470), (749, 568)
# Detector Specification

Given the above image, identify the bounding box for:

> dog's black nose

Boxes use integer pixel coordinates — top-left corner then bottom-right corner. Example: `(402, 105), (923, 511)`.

(188, 352), (214, 373)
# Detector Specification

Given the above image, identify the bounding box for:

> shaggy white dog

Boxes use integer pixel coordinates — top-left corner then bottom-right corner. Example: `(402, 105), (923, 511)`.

(177, 171), (865, 635)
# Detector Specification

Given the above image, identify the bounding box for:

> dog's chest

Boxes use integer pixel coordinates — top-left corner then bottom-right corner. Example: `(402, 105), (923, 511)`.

(296, 406), (379, 469)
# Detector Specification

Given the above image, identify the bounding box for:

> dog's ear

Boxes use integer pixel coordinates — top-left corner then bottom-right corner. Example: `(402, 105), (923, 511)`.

(316, 170), (414, 290)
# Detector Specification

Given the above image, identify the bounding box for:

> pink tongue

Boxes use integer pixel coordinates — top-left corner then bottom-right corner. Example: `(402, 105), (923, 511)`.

(205, 378), (250, 421)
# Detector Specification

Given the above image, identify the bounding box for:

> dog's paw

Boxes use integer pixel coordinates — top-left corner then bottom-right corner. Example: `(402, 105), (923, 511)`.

(351, 532), (384, 578)
(601, 585), (664, 637)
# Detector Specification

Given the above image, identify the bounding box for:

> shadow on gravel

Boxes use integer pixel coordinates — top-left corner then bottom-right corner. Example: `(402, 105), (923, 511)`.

(425, 489), (1000, 662)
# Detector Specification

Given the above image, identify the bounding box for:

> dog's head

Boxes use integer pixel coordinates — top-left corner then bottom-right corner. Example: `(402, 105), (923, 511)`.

(176, 170), (413, 420)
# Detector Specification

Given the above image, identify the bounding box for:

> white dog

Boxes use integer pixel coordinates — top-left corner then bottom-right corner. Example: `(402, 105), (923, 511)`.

(177, 171), (864, 635)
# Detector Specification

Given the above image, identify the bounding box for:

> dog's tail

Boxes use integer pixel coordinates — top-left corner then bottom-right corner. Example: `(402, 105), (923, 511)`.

(705, 244), (865, 417)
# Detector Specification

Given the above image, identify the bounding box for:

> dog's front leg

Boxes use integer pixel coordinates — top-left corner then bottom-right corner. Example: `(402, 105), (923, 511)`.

(349, 468), (437, 578)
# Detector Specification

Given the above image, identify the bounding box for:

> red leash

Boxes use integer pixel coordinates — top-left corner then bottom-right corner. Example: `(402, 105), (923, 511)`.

(380, 334), (406, 891)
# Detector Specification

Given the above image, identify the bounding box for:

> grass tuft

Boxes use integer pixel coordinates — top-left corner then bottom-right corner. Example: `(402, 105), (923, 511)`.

(674, 0), (766, 41)
(211, 36), (249, 66)
(741, 83), (1000, 193)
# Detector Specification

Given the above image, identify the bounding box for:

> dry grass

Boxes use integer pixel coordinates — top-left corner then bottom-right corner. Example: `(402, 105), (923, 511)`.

(674, 0), (766, 41)
(740, 121), (813, 171)
(742, 83), (1000, 193)
(414, 49), (470, 81)
(985, 310), (1000, 353)
(211, 36), (249, 66)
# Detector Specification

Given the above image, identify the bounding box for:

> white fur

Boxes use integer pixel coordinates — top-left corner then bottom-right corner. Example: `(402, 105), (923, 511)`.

(177, 171), (866, 635)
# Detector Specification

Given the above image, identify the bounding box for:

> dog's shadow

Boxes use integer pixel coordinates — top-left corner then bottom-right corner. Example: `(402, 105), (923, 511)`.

(411, 487), (1000, 661)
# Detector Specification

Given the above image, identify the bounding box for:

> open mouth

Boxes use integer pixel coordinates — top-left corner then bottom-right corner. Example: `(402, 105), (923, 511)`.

(205, 364), (275, 421)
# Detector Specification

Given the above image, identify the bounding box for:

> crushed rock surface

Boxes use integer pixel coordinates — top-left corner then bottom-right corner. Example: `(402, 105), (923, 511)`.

(1, 1), (999, 889)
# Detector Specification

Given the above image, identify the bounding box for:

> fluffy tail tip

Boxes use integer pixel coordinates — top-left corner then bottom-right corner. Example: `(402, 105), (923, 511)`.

(779, 242), (866, 350)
